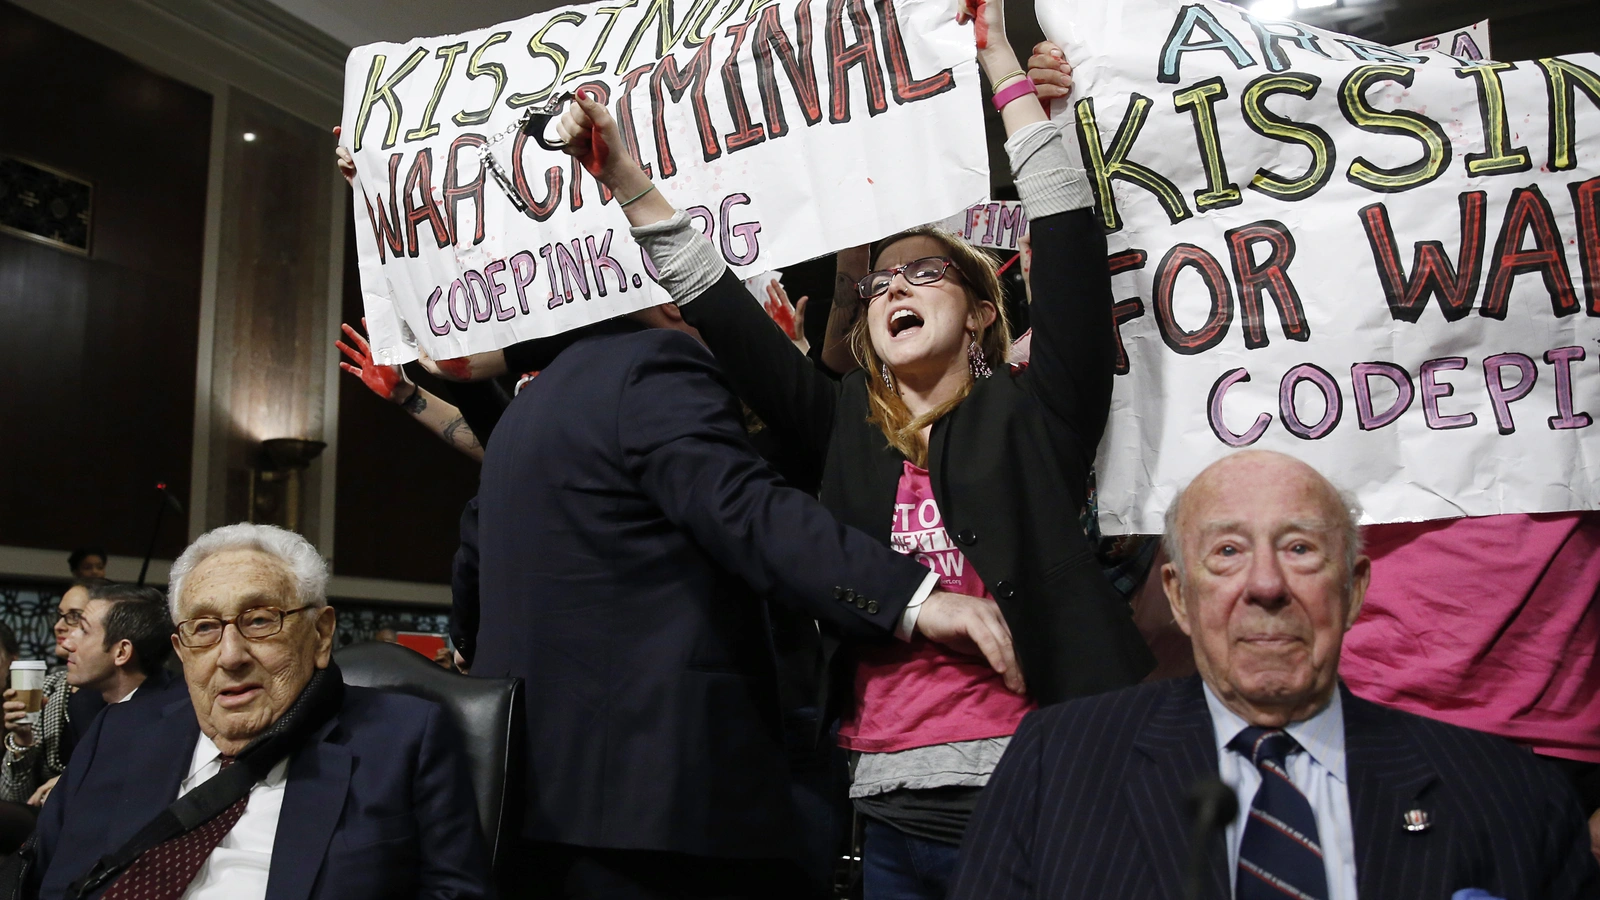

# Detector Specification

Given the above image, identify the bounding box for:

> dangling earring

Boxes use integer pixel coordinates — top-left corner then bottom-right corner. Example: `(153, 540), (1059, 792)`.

(968, 331), (992, 379)
(880, 362), (894, 389)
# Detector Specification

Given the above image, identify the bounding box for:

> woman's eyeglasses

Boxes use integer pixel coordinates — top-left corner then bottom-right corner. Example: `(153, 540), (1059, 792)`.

(856, 256), (957, 301)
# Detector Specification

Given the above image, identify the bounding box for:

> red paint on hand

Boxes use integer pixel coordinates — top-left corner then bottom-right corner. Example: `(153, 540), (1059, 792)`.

(336, 322), (407, 401)
(972, 0), (988, 49)
(582, 126), (610, 178)
(763, 292), (798, 340)
(436, 357), (474, 380)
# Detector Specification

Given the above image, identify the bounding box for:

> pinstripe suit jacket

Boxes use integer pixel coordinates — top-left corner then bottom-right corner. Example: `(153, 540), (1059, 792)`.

(949, 676), (1599, 900)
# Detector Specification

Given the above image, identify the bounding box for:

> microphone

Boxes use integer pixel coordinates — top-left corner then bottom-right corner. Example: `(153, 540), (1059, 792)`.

(138, 482), (184, 586)
(1184, 776), (1237, 900)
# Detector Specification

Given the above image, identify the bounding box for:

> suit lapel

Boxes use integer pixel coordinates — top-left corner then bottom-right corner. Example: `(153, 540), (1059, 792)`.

(114, 697), (199, 827)
(1126, 678), (1229, 900)
(265, 716), (351, 900)
(1341, 686), (1441, 897)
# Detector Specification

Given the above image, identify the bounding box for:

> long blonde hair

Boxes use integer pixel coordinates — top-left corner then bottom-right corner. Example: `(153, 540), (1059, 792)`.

(848, 226), (1012, 466)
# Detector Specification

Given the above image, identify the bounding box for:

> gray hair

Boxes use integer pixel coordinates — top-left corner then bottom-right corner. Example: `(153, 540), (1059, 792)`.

(167, 523), (328, 620)
(1161, 470), (1364, 582)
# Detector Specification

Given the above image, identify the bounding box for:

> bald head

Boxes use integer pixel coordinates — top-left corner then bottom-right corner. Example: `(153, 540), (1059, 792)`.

(1160, 451), (1370, 726)
(1162, 451), (1362, 580)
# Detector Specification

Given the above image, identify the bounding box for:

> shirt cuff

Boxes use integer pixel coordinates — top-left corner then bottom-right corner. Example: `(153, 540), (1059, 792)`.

(629, 209), (726, 306)
(1005, 121), (1095, 218)
(895, 571), (941, 641)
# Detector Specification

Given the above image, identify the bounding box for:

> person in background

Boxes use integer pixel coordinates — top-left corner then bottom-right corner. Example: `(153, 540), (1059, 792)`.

(335, 317), (486, 462)
(550, 1), (1152, 890)
(60, 583), (176, 710)
(29, 523), (489, 900)
(1028, 30), (1600, 863)
(0, 621), (18, 679)
(373, 622), (400, 644)
(65, 549), (104, 582)
(951, 450), (1599, 899)
(0, 579), (109, 807)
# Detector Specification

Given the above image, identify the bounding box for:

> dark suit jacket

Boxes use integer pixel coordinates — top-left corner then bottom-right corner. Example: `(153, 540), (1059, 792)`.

(31, 681), (489, 900)
(949, 676), (1600, 900)
(677, 209), (1154, 706)
(471, 324), (931, 860)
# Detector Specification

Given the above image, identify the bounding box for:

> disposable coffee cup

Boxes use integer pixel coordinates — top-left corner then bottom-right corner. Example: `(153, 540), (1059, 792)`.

(10, 661), (45, 729)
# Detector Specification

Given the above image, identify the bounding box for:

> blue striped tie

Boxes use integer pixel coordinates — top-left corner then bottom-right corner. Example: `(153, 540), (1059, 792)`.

(1229, 727), (1329, 900)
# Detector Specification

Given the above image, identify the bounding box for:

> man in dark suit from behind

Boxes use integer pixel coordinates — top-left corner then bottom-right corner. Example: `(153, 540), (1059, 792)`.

(951, 450), (1599, 900)
(473, 282), (1023, 899)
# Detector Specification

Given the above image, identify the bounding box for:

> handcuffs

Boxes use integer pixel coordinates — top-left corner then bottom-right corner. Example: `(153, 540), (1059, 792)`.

(480, 92), (576, 214)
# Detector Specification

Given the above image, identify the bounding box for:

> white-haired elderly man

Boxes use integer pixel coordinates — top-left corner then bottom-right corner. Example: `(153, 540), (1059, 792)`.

(951, 450), (1599, 900)
(27, 523), (489, 900)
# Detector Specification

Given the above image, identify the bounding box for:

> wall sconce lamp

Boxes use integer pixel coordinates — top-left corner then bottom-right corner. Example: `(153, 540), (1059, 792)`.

(250, 438), (327, 534)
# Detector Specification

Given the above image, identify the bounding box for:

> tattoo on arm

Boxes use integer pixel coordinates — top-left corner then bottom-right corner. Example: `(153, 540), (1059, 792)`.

(401, 388), (427, 415)
(442, 417), (482, 450)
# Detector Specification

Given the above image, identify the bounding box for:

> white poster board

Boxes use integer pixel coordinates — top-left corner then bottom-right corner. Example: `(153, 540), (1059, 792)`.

(937, 199), (1029, 250)
(1039, 0), (1600, 532)
(340, 0), (987, 364)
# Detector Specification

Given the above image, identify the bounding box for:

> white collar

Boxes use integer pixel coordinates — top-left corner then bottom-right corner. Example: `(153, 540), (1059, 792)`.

(184, 731), (291, 790)
(1203, 680), (1347, 783)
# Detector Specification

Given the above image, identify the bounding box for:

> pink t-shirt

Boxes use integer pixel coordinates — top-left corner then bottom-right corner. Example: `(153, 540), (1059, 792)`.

(1342, 512), (1600, 763)
(837, 461), (1034, 753)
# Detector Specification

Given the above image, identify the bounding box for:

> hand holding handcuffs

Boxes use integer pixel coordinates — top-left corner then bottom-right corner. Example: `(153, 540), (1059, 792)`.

(479, 91), (577, 214)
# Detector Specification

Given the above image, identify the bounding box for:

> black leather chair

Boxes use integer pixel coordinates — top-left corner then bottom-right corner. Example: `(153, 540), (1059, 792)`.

(334, 641), (523, 881)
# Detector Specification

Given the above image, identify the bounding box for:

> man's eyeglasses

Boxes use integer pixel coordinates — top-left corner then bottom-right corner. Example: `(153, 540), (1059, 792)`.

(55, 610), (85, 629)
(176, 605), (316, 649)
(856, 256), (958, 302)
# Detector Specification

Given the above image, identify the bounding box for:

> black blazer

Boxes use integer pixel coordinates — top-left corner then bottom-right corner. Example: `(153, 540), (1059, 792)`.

(678, 208), (1154, 705)
(949, 676), (1600, 899)
(471, 324), (931, 859)
(31, 682), (490, 900)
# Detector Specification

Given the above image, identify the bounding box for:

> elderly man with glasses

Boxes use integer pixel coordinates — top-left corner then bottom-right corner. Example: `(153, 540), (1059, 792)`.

(26, 523), (490, 900)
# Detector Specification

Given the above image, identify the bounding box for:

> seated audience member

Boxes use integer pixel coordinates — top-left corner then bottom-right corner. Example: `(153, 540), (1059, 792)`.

(1026, 37), (1600, 853)
(1, 580), (109, 806)
(950, 450), (1599, 899)
(66, 550), (105, 582)
(0, 622), (29, 852)
(61, 584), (178, 708)
(28, 523), (489, 900)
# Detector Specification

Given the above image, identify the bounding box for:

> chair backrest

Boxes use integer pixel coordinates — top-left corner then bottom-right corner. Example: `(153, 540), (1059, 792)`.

(334, 642), (523, 875)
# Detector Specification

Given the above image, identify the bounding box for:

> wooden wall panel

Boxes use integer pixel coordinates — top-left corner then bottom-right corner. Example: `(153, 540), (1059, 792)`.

(0, 2), (208, 562)
(332, 224), (481, 583)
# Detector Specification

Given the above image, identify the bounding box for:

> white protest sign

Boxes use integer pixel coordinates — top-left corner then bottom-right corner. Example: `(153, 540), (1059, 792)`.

(1398, 20), (1490, 61)
(340, 0), (987, 364)
(1038, 0), (1600, 532)
(937, 199), (1029, 249)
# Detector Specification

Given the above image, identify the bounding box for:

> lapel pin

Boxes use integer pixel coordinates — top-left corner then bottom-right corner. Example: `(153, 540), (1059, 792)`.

(1402, 808), (1431, 832)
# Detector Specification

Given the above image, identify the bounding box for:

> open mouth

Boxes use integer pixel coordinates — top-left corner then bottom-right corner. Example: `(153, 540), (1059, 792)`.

(889, 308), (924, 337)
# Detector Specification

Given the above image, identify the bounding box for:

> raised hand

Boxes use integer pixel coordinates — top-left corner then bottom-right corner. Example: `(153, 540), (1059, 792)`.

(336, 317), (414, 403)
(955, 0), (1006, 51)
(555, 91), (633, 189)
(915, 591), (1025, 693)
(1027, 42), (1074, 101)
(332, 125), (356, 186)
(762, 280), (810, 354)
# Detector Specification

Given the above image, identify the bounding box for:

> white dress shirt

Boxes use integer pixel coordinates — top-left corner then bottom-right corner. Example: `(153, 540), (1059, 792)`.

(176, 732), (289, 900)
(1204, 683), (1359, 900)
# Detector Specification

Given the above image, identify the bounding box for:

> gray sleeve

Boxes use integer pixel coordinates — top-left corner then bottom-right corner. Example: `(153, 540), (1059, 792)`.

(630, 209), (727, 306)
(1005, 121), (1095, 218)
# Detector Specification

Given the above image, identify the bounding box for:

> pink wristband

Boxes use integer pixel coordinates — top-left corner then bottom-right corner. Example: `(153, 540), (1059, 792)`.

(991, 77), (1038, 111)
